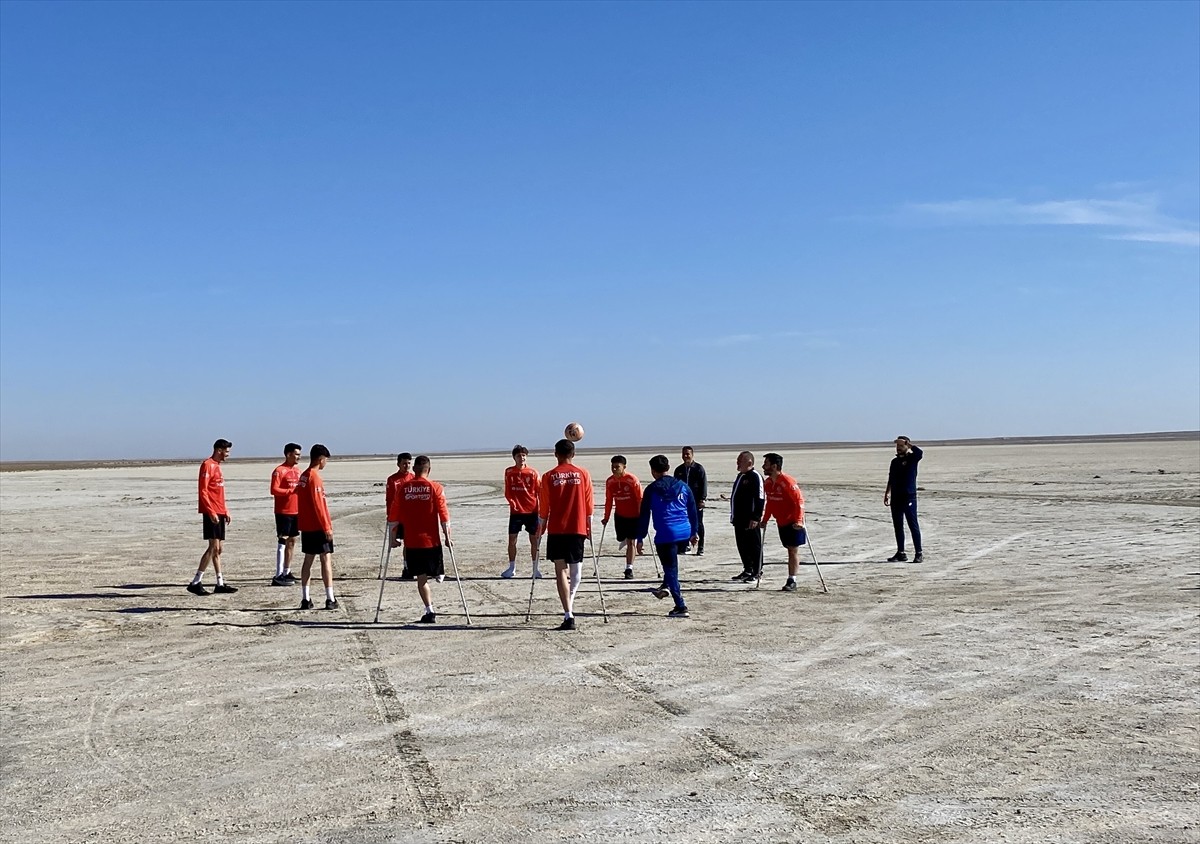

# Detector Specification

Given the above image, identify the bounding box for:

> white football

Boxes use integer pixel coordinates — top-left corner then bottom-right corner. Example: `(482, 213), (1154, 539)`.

(564, 422), (585, 442)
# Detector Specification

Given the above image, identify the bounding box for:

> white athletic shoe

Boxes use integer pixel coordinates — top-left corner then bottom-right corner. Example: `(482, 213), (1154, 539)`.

(501, 562), (516, 579)
(435, 574), (445, 583)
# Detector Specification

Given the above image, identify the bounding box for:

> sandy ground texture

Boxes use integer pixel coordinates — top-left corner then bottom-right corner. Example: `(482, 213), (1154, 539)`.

(1, 439), (1197, 844)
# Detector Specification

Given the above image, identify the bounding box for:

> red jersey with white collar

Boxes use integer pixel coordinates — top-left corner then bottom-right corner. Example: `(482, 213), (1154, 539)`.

(297, 467), (332, 533)
(396, 476), (449, 549)
(762, 472), (804, 527)
(604, 473), (643, 520)
(504, 465), (539, 514)
(198, 457), (227, 516)
(270, 464), (300, 515)
(539, 462), (594, 536)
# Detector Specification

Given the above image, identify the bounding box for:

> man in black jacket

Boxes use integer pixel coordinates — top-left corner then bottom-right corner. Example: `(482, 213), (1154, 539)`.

(884, 436), (924, 563)
(673, 446), (708, 554)
(729, 450), (766, 581)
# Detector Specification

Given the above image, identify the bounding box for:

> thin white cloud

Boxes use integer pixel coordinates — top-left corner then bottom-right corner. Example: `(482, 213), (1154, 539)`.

(902, 195), (1199, 247)
(696, 331), (838, 349)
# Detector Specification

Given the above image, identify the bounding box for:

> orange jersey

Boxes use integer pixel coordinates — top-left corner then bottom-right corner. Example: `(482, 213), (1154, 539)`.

(297, 467), (332, 533)
(762, 472), (804, 527)
(270, 463), (301, 515)
(504, 465), (539, 514)
(604, 473), (643, 519)
(198, 457), (227, 516)
(539, 462), (594, 535)
(396, 476), (449, 549)
(385, 470), (414, 522)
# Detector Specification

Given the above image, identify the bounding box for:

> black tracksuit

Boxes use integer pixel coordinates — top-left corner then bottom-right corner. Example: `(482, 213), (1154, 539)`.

(730, 469), (766, 574)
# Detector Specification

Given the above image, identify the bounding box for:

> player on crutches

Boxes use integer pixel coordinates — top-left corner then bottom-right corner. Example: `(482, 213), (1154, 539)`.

(536, 438), (595, 631)
(382, 453), (414, 581)
(389, 455), (454, 624)
(759, 452), (826, 593)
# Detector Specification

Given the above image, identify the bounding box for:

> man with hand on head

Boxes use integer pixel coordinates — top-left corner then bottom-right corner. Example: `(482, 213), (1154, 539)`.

(396, 455), (452, 624)
(189, 438), (237, 596)
(297, 444), (337, 610)
(537, 438), (594, 631)
(760, 452), (806, 593)
(729, 450), (766, 582)
(637, 455), (699, 619)
(501, 445), (541, 579)
(603, 455), (643, 580)
(884, 436), (924, 563)
(270, 443), (302, 586)
(673, 446), (708, 555)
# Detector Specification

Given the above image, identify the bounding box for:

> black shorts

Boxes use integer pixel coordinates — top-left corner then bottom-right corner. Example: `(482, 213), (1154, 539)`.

(613, 515), (639, 543)
(301, 531), (334, 556)
(275, 514), (299, 538)
(545, 534), (586, 565)
(778, 524), (807, 548)
(404, 545), (445, 578)
(508, 511), (538, 535)
(202, 515), (228, 541)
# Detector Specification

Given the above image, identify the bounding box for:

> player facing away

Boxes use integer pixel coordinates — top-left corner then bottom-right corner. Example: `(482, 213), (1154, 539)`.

(602, 455), (643, 579)
(673, 446), (708, 555)
(296, 444), (337, 610)
(385, 453), (415, 579)
(537, 438), (595, 631)
(189, 438), (238, 596)
(637, 454), (699, 618)
(884, 436), (924, 563)
(760, 452), (807, 592)
(501, 444), (541, 579)
(395, 455), (452, 624)
(269, 442), (303, 586)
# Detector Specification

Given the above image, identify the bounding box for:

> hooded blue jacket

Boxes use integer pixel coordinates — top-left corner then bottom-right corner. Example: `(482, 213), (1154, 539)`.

(638, 476), (699, 545)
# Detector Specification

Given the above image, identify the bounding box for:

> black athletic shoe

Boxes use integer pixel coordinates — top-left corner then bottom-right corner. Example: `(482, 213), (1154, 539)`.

(281, 572), (297, 583)
(270, 575), (291, 587)
(735, 571), (756, 582)
(913, 552), (924, 563)
(652, 588), (670, 600)
(556, 617), (576, 631)
(668, 606), (690, 618)
(213, 583), (238, 594)
(781, 580), (798, 592)
(418, 612), (436, 624)
(186, 582), (209, 596)
(696, 549), (704, 557)
(325, 599), (339, 610)
(623, 568), (634, 580)
(299, 598), (314, 610)
(887, 552), (908, 563)
(400, 570), (415, 581)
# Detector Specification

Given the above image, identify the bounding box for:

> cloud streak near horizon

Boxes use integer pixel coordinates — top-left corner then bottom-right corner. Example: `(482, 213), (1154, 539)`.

(902, 195), (1200, 247)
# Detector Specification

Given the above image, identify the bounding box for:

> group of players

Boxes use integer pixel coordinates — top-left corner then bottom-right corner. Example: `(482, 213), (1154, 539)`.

(188, 435), (926, 630)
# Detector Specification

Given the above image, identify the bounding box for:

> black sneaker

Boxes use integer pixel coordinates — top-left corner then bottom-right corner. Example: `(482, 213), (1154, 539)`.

(623, 568), (634, 580)
(325, 599), (339, 610)
(556, 617), (576, 631)
(781, 580), (798, 592)
(213, 583), (238, 594)
(280, 572), (297, 583)
(913, 552), (924, 563)
(400, 570), (415, 581)
(299, 598), (314, 610)
(186, 582), (209, 596)
(270, 575), (291, 587)
(668, 606), (690, 618)
(735, 571), (755, 582)
(887, 552), (908, 562)
(652, 588), (669, 600)
(418, 612), (436, 624)
(696, 549), (704, 557)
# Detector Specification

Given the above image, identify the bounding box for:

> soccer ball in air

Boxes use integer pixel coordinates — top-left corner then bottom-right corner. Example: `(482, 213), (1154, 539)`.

(564, 422), (585, 442)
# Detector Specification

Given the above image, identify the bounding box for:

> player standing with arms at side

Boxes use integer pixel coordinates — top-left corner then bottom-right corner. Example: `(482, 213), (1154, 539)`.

(673, 446), (708, 555)
(188, 438), (237, 596)
(501, 445), (541, 579)
(296, 444), (337, 610)
(270, 443), (302, 586)
(537, 439), (594, 631)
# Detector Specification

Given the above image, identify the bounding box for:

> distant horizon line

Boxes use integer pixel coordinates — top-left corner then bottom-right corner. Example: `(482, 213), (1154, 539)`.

(2, 430), (1196, 472)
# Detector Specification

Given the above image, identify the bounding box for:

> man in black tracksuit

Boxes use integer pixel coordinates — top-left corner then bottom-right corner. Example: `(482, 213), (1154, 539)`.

(884, 436), (923, 563)
(673, 446), (708, 555)
(729, 450), (766, 581)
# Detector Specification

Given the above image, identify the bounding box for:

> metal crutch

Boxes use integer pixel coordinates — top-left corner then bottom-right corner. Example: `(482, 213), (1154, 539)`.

(447, 543), (472, 625)
(803, 518), (829, 594)
(586, 535), (609, 623)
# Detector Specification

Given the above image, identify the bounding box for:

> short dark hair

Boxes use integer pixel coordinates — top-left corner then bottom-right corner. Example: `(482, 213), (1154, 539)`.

(555, 438), (575, 458)
(284, 442), (302, 454)
(512, 444), (528, 457)
(763, 452), (783, 470)
(896, 435), (911, 444)
(649, 454), (670, 473)
(213, 439), (232, 450)
(611, 455), (626, 466)
(397, 452), (412, 463)
(414, 455), (431, 472)
(682, 446), (694, 455)
(310, 444), (331, 460)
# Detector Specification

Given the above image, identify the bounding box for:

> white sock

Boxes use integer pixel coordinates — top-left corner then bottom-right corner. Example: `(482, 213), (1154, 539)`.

(425, 604), (434, 614)
(302, 585), (310, 601)
(216, 573), (225, 586)
(191, 572), (203, 585)
(568, 563), (582, 594)
(325, 587), (335, 602)
(275, 545), (285, 576)
(564, 611), (573, 620)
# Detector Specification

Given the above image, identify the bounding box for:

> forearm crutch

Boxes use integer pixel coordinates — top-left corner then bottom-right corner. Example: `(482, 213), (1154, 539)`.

(587, 536), (609, 623)
(447, 544), (472, 625)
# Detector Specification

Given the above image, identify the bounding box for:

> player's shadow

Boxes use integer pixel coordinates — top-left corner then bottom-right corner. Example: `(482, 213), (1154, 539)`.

(9, 592), (135, 600)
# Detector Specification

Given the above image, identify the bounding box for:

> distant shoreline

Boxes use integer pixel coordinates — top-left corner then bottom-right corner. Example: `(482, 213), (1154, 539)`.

(2, 430), (1196, 473)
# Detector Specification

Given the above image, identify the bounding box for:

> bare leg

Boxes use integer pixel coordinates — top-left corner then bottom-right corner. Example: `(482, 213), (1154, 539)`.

(417, 575), (433, 608)
(507, 533), (518, 562)
(554, 560), (571, 614)
(788, 546), (800, 579)
(320, 552), (333, 589)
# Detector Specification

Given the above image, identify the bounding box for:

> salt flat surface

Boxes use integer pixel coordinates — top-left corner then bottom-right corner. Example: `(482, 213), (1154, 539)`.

(1, 440), (1197, 843)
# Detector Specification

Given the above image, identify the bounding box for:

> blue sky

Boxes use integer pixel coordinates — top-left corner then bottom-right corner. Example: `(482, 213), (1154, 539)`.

(2, 0), (1197, 460)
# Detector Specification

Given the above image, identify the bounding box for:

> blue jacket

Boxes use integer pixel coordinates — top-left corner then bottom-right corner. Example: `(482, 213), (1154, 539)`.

(638, 476), (699, 544)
